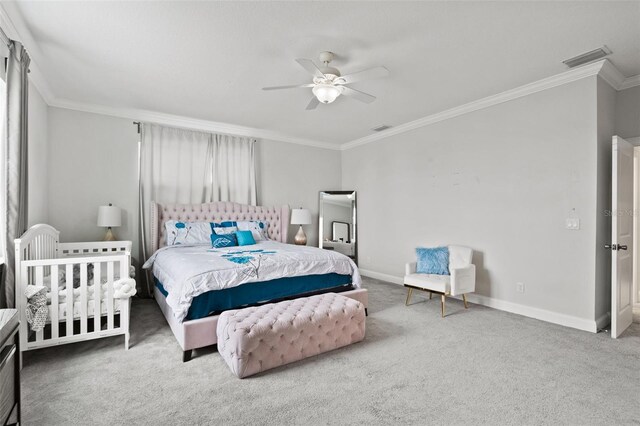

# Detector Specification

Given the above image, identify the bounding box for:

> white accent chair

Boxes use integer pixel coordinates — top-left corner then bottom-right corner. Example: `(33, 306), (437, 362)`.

(404, 245), (476, 317)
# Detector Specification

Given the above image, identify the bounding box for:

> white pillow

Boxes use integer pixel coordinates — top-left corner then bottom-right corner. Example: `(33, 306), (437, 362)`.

(165, 221), (213, 246)
(236, 221), (269, 241)
(212, 226), (238, 235)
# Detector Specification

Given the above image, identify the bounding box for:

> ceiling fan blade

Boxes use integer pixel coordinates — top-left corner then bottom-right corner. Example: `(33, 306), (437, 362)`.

(306, 96), (320, 110)
(338, 66), (389, 84)
(341, 86), (376, 104)
(295, 58), (326, 78)
(262, 83), (314, 91)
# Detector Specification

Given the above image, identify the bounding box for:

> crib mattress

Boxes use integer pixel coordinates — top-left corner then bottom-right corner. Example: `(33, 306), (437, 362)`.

(47, 298), (123, 322)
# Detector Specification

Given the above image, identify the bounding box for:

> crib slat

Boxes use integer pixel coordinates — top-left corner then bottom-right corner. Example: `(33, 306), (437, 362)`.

(66, 264), (73, 337)
(107, 261), (114, 330)
(35, 266), (44, 285)
(80, 263), (88, 334)
(120, 258), (130, 349)
(94, 262), (101, 332)
(35, 266), (44, 342)
(51, 265), (59, 340)
(19, 264), (29, 352)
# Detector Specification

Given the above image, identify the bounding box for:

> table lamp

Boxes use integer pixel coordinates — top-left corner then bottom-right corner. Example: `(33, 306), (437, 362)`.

(290, 208), (312, 245)
(97, 203), (121, 241)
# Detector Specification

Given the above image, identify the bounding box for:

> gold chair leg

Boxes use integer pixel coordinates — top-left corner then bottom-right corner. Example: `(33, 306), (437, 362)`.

(462, 294), (469, 309)
(429, 291), (433, 300)
(441, 294), (446, 317)
(405, 287), (413, 306)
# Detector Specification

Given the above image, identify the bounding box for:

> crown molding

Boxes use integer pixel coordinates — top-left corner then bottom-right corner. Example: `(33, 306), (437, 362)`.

(50, 97), (341, 150)
(341, 60), (616, 150)
(598, 59), (626, 89)
(620, 74), (640, 90)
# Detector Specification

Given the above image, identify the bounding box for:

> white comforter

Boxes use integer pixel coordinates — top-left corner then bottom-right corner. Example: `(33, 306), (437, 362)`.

(142, 241), (361, 321)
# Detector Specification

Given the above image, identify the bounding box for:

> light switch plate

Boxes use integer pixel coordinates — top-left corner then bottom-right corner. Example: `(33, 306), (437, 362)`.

(566, 218), (580, 230)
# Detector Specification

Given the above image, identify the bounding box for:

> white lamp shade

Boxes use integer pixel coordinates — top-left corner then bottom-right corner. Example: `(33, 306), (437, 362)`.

(97, 205), (122, 227)
(291, 208), (312, 225)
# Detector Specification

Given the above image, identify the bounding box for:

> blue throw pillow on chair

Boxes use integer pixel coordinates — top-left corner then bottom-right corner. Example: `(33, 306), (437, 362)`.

(416, 246), (450, 275)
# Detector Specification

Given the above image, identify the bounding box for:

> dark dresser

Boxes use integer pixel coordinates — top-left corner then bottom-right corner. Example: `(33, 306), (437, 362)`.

(0, 310), (19, 425)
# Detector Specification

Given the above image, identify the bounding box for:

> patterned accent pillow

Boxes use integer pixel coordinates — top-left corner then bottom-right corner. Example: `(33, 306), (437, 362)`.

(165, 221), (215, 246)
(210, 233), (238, 248)
(416, 247), (450, 275)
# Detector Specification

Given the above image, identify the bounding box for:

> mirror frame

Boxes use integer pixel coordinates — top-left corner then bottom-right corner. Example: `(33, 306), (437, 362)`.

(318, 190), (357, 264)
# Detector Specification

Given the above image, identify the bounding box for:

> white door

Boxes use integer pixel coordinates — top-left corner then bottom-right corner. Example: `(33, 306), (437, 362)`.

(611, 136), (634, 338)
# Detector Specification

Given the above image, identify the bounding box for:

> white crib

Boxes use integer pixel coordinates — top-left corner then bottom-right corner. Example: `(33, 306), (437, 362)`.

(15, 224), (132, 352)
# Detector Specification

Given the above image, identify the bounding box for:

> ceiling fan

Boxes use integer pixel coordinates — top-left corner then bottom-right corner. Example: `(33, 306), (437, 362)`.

(262, 51), (389, 110)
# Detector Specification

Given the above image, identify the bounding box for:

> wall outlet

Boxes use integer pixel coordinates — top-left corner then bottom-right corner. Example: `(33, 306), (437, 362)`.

(565, 218), (580, 230)
(516, 282), (525, 293)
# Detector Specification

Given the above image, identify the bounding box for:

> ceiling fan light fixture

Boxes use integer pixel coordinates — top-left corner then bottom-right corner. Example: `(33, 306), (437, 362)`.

(312, 84), (342, 104)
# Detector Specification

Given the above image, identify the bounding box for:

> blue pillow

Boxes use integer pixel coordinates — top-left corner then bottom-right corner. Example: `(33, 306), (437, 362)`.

(416, 247), (449, 275)
(210, 233), (238, 248)
(236, 230), (256, 246)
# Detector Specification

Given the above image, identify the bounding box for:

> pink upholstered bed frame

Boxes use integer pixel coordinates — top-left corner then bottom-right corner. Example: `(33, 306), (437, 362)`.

(150, 201), (368, 362)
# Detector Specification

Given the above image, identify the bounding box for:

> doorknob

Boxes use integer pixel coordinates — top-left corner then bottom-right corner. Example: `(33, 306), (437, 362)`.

(605, 244), (628, 251)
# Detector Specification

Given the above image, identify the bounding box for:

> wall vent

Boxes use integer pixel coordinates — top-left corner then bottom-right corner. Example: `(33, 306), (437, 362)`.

(562, 46), (612, 68)
(372, 124), (392, 132)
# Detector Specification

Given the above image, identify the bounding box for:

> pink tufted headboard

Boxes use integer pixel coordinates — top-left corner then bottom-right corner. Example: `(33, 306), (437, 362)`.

(151, 202), (290, 252)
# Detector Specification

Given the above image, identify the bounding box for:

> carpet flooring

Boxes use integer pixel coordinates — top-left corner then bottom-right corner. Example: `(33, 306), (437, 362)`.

(21, 277), (640, 425)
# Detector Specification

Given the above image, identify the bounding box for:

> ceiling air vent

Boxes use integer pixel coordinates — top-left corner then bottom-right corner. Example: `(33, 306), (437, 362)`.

(372, 124), (392, 132)
(562, 46), (612, 68)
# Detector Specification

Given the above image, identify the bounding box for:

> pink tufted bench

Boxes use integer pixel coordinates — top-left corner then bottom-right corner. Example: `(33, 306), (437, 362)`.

(217, 293), (366, 378)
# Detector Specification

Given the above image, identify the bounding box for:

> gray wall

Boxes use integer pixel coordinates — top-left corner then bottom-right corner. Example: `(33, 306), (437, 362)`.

(46, 108), (341, 260)
(615, 85), (640, 139)
(255, 139), (341, 247)
(48, 108), (139, 252)
(28, 82), (49, 226)
(342, 77), (600, 323)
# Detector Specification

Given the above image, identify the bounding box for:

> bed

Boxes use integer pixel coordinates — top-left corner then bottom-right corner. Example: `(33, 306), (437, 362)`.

(146, 202), (368, 361)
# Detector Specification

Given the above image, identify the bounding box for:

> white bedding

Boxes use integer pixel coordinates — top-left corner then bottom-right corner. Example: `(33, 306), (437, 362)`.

(143, 241), (362, 321)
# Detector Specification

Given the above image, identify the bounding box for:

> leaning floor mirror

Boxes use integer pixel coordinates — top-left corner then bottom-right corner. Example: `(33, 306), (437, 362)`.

(319, 191), (357, 264)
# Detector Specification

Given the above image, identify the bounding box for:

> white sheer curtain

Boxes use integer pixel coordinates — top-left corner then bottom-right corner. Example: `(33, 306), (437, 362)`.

(141, 124), (256, 206)
(139, 123), (256, 264)
(209, 134), (257, 205)
(141, 125), (214, 206)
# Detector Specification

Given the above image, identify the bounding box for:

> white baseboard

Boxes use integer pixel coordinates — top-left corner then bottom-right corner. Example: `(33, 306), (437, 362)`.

(359, 269), (600, 333)
(359, 269), (404, 285)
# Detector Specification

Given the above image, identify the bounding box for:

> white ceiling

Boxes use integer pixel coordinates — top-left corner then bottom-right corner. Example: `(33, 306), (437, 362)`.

(4, 1), (640, 146)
